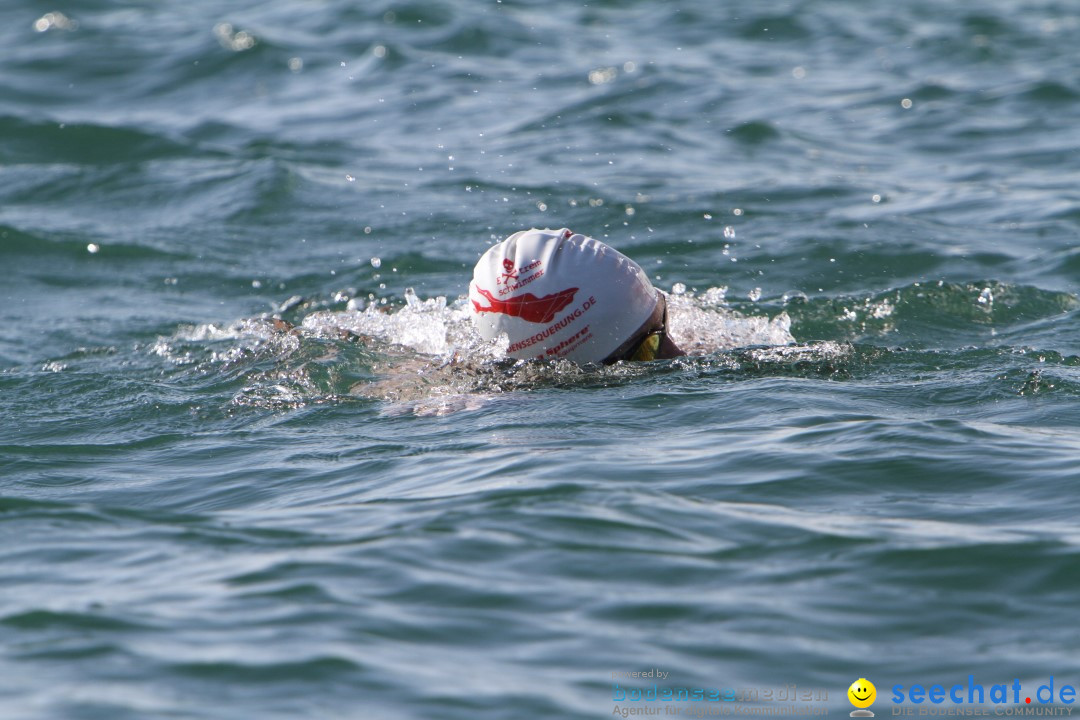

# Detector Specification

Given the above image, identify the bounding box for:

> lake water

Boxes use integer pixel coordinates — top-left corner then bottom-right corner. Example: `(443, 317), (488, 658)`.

(3, 1), (1080, 718)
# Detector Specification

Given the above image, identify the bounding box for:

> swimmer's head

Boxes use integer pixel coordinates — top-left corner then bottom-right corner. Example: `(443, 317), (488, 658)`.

(469, 228), (672, 363)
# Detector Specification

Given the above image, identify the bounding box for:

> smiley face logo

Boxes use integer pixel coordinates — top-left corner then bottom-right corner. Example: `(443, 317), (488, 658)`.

(848, 678), (876, 710)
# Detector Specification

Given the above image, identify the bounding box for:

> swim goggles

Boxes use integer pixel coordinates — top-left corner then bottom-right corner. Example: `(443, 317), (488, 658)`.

(603, 292), (670, 364)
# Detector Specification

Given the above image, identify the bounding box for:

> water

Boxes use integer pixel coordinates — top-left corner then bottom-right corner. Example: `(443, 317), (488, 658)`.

(3, 0), (1080, 718)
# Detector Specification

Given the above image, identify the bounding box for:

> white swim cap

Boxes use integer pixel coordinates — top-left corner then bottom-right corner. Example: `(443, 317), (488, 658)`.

(469, 228), (659, 363)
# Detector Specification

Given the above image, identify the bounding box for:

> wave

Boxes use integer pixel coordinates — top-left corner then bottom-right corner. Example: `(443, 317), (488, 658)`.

(773, 280), (1079, 347)
(0, 116), (192, 165)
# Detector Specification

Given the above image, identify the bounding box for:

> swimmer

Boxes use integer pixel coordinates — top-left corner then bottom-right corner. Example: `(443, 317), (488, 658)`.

(470, 228), (685, 363)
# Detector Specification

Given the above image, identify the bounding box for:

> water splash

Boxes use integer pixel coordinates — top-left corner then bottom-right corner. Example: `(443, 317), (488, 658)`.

(302, 293), (506, 361)
(666, 288), (795, 355)
(297, 288), (792, 413)
(151, 318), (300, 368)
(301, 286), (794, 360)
(142, 287), (780, 414)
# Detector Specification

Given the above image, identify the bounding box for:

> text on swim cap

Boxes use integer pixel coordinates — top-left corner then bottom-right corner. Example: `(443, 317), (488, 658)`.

(507, 296), (597, 354)
(544, 325), (591, 358)
(497, 262), (544, 296)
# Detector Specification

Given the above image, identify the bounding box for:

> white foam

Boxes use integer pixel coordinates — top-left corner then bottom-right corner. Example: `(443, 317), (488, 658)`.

(301, 286), (794, 362)
(301, 292), (506, 361)
(666, 288), (795, 354)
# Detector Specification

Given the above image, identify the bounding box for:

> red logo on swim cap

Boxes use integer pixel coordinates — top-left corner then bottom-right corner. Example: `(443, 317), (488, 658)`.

(502, 258), (515, 273)
(472, 286), (579, 324)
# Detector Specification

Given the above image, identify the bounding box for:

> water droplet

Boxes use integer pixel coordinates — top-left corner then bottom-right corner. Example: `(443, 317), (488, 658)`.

(672, 282), (687, 295)
(34, 12), (75, 32)
(901, 98), (913, 109)
(214, 23), (256, 51)
(871, 194), (882, 203)
(86, 243), (99, 254)
(748, 287), (762, 301)
(702, 287), (728, 305)
(346, 174), (355, 182)
(288, 57), (303, 73)
(588, 67), (618, 85)
(732, 208), (743, 216)
(370, 257), (382, 268)
(704, 213), (713, 220)
(723, 226), (736, 239)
